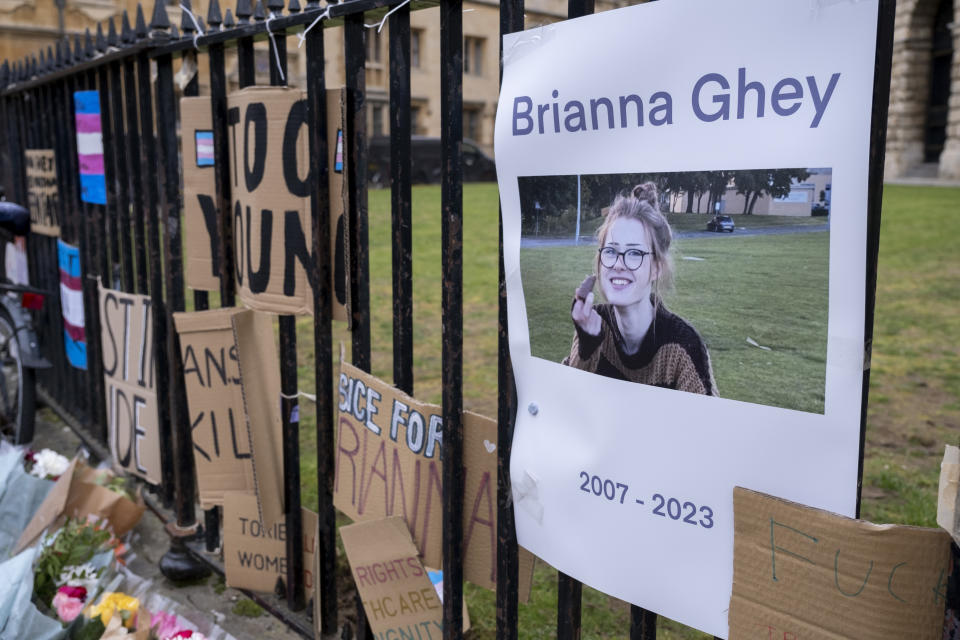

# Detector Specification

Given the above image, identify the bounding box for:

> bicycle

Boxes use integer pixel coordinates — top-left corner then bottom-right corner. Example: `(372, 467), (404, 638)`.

(0, 198), (51, 445)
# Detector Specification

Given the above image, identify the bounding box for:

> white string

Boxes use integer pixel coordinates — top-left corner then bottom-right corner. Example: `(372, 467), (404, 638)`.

(178, 3), (205, 49)
(265, 12), (286, 82)
(279, 390), (318, 403)
(297, 5), (331, 49)
(364, 0), (410, 33)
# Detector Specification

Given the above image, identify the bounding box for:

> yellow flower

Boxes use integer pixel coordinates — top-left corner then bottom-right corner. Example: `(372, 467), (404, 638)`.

(87, 592), (140, 628)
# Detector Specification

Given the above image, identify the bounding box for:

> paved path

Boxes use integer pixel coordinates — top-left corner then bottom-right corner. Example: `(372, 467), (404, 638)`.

(521, 223), (829, 248)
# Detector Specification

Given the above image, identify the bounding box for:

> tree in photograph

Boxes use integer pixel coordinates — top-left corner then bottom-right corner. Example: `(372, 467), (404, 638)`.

(735, 168), (811, 214)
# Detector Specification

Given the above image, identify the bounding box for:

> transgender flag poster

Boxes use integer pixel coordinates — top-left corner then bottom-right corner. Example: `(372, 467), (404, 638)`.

(74, 90), (107, 205)
(58, 239), (87, 369)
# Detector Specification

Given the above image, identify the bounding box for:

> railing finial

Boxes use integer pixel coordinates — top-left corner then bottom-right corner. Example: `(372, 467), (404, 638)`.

(267, 0), (285, 15)
(55, 40), (63, 68)
(252, 0), (266, 21)
(181, 0), (196, 34)
(122, 10), (134, 43)
(135, 4), (149, 38)
(108, 16), (119, 46)
(236, 0), (252, 24)
(84, 28), (94, 58)
(287, 0), (300, 14)
(170, 24), (181, 39)
(47, 45), (55, 69)
(206, 0), (223, 30)
(96, 22), (107, 52)
(0, 61), (8, 89)
(150, 0), (171, 31)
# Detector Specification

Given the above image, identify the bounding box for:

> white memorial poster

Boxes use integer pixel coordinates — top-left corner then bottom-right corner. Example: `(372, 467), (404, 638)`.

(495, 1), (879, 636)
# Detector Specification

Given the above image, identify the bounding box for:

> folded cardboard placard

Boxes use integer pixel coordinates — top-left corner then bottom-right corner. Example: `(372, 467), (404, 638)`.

(180, 97), (220, 292)
(231, 309), (285, 528)
(937, 445), (960, 546)
(99, 283), (161, 484)
(174, 308), (257, 508)
(728, 487), (951, 639)
(334, 359), (535, 599)
(25, 148), (59, 236)
(15, 458), (145, 554)
(222, 492), (317, 593)
(340, 516), (443, 638)
(327, 87), (350, 323)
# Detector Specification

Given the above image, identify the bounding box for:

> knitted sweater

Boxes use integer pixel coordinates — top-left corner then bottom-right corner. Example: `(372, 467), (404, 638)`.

(562, 303), (718, 396)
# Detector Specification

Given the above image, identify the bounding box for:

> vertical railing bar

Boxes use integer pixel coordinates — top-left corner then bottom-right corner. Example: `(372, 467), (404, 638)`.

(123, 53), (149, 296)
(557, 0), (589, 634)
(497, 1), (523, 637)
(62, 73), (92, 428)
(305, 22), (337, 634)
(440, 0), (464, 637)
(207, 41), (235, 306)
(388, 2), (413, 395)
(344, 15), (371, 639)
(109, 59), (135, 293)
(85, 67), (108, 445)
(42, 79), (69, 412)
(266, 26), (307, 613)
(155, 50), (198, 528)
(96, 65), (118, 285)
(138, 43), (177, 505)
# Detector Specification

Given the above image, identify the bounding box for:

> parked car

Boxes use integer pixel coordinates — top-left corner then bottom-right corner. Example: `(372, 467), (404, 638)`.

(367, 136), (497, 187)
(706, 215), (735, 232)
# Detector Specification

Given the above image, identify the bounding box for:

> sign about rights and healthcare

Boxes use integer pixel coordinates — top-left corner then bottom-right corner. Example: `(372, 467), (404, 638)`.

(495, 0), (880, 635)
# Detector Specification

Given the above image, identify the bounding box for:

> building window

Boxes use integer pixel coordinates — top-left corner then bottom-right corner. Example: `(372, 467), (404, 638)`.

(372, 104), (385, 137)
(367, 29), (382, 63)
(411, 29), (422, 68)
(464, 36), (484, 76)
(464, 106), (482, 142)
(411, 104), (423, 135)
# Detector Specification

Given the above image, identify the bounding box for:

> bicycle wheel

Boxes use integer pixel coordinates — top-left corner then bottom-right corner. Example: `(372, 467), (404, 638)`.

(0, 309), (35, 444)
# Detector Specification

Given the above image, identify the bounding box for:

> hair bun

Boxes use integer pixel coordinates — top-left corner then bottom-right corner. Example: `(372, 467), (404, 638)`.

(632, 182), (658, 208)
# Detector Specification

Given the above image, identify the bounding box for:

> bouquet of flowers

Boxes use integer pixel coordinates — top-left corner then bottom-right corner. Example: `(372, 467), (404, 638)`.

(73, 591), (141, 640)
(148, 610), (208, 640)
(32, 517), (116, 622)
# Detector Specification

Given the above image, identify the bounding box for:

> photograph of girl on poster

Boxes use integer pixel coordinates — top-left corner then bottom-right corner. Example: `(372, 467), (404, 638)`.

(519, 168), (832, 414)
(562, 182), (718, 396)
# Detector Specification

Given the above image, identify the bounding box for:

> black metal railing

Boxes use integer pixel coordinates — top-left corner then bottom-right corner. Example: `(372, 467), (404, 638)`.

(0, 0), (899, 638)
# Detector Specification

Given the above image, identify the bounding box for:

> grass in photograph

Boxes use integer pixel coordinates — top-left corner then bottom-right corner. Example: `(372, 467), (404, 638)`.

(521, 230), (829, 413)
(284, 183), (956, 639)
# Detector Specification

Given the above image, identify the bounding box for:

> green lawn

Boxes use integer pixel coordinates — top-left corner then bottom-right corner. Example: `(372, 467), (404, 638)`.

(289, 183), (957, 639)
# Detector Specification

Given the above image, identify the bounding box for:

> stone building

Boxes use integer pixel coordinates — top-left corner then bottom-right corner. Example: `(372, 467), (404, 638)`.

(1, 0), (957, 178)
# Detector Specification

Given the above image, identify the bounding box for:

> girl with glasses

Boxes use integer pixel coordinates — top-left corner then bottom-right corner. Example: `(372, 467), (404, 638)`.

(562, 183), (718, 396)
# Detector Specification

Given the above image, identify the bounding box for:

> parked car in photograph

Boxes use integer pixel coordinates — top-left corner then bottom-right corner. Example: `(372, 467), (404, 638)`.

(706, 215), (735, 232)
(368, 136), (497, 187)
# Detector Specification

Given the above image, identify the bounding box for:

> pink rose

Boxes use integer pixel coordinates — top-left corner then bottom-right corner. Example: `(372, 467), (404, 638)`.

(52, 593), (85, 623)
(57, 585), (87, 601)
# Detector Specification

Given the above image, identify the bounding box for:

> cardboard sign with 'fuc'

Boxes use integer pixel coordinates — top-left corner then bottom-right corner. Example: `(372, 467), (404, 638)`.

(728, 487), (951, 639)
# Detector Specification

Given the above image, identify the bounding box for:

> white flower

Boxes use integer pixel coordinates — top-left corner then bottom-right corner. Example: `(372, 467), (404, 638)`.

(58, 563), (100, 594)
(29, 449), (70, 479)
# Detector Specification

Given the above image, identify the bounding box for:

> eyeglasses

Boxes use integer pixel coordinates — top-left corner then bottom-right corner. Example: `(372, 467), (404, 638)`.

(598, 246), (653, 270)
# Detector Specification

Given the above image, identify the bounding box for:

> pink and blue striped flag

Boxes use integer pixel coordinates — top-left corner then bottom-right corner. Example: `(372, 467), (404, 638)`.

(58, 239), (87, 369)
(74, 90), (107, 205)
(196, 130), (215, 166)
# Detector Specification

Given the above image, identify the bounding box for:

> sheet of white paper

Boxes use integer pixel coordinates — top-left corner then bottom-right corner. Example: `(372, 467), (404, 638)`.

(496, 1), (879, 636)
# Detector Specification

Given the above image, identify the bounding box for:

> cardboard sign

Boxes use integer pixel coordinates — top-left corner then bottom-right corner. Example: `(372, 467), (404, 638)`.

(58, 240), (86, 370)
(495, 0), (881, 634)
(24, 149), (59, 236)
(74, 90), (106, 205)
(173, 308), (256, 508)
(5, 237), (28, 286)
(180, 97), (221, 292)
(231, 309), (285, 528)
(222, 492), (317, 593)
(938, 445), (960, 546)
(334, 360), (535, 598)
(14, 458), (145, 554)
(99, 284), (161, 484)
(340, 516), (443, 638)
(728, 487), (951, 639)
(326, 88), (350, 324)
(226, 87), (350, 319)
